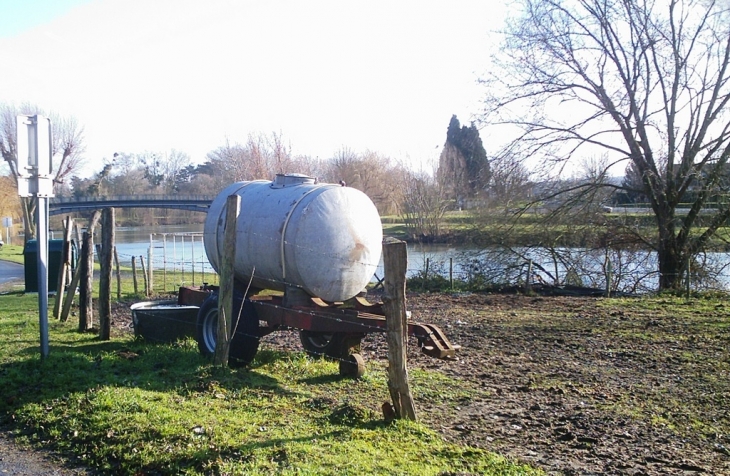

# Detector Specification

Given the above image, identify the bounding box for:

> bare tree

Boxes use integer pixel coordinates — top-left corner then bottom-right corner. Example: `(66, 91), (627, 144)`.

(322, 148), (406, 215)
(0, 103), (86, 240)
(483, 0), (730, 290)
(400, 170), (450, 240)
(487, 152), (533, 207)
(160, 149), (192, 193)
(201, 132), (300, 187)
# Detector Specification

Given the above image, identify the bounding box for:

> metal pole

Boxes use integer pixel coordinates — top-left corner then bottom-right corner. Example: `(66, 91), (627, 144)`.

(181, 234), (185, 286)
(200, 235), (205, 284)
(190, 234), (195, 286)
(449, 257), (453, 290)
(163, 233), (167, 292)
(172, 235), (177, 281)
(37, 196), (50, 359)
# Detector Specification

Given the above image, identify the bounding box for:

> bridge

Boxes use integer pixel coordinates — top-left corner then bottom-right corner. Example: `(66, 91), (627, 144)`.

(49, 195), (215, 216)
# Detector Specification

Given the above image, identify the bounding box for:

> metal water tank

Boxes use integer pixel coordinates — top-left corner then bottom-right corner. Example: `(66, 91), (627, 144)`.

(203, 174), (383, 302)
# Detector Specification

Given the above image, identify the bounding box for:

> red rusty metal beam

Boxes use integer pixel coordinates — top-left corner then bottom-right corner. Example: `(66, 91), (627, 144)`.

(179, 286), (459, 359)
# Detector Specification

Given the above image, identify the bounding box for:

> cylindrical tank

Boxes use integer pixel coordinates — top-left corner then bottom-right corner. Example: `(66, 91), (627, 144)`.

(204, 174), (383, 302)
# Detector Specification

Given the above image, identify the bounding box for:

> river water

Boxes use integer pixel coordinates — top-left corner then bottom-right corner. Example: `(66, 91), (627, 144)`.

(110, 224), (730, 293)
(113, 225), (466, 283)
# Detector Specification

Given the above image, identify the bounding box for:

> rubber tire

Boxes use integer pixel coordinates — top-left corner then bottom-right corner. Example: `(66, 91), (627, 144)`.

(299, 331), (362, 359)
(196, 294), (260, 366)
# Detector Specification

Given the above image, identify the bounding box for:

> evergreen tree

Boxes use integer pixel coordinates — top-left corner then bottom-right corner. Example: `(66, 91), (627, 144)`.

(438, 115), (490, 204)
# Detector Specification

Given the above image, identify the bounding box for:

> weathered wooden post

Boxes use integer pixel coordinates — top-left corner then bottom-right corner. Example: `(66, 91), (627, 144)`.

(53, 216), (73, 319)
(686, 256), (691, 299)
(214, 195), (240, 367)
(132, 256), (139, 294)
(114, 247), (121, 300)
(140, 256), (149, 297)
(99, 208), (114, 341)
(605, 259), (613, 298)
(382, 237), (417, 421)
(526, 259), (533, 294)
(60, 263), (81, 323)
(79, 231), (94, 331)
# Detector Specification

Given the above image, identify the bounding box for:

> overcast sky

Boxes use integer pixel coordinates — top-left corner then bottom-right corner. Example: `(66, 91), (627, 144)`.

(0, 0), (507, 177)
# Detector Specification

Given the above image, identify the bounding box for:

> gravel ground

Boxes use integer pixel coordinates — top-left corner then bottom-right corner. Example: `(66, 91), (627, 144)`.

(0, 429), (92, 475)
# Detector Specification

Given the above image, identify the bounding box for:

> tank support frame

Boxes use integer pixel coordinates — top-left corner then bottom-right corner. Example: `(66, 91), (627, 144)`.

(179, 285), (459, 360)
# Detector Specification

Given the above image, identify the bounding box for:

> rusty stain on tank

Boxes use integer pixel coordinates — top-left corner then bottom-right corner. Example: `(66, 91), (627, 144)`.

(350, 242), (367, 262)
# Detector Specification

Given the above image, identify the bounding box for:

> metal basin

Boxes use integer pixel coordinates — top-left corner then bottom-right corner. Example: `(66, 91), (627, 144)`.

(130, 300), (199, 343)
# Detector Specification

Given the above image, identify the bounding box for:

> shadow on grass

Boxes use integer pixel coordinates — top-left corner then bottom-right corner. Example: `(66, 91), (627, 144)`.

(0, 336), (312, 420)
(0, 326), (376, 474)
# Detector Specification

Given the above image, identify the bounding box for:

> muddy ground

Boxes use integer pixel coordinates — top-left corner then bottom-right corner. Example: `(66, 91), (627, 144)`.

(112, 291), (730, 474)
(237, 291), (728, 476)
(396, 292), (730, 475)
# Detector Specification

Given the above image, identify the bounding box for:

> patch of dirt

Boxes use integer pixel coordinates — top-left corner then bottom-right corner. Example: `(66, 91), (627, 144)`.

(401, 293), (730, 475)
(0, 427), (93, 475)
(109, 293), (730, 475)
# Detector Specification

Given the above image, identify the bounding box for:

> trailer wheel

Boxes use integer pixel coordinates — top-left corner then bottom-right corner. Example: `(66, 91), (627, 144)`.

(299, 331), (362, 359)
(339, 353), (365, 378)
(196, 294), (260, 366)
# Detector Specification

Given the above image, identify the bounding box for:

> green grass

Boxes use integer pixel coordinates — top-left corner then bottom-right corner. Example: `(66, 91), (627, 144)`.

(0, 244), (24, 264)
(0, 290), (540, 475)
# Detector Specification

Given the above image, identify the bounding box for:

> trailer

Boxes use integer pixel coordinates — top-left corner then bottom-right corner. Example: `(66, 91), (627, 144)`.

(177, 284), (458, 376)
(133, 174), (459, 375)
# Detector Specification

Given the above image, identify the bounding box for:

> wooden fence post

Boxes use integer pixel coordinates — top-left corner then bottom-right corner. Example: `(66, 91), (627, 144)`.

(214, 195), (240, 367)
(79, 231), (94, 331)
(132, 256), (139, 294)
(53, 216), (73, 319)
(99, 208), (114, 341)
(60, 264), (81, 323)
(382, 237), (417, 421)
(140, 256), (149, 297)
(114, 247), (121, 300)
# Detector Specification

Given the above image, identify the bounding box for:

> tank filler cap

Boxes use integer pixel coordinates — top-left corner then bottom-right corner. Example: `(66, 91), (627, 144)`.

(271, 173), (316, 188)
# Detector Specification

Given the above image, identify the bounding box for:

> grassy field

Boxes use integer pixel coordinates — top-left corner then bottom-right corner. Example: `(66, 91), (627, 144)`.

(0, 273), (539, 475)
(382, 209), (730, 250)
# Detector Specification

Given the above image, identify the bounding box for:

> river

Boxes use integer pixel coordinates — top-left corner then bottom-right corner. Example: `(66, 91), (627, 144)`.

(110, 224), (730, 293)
